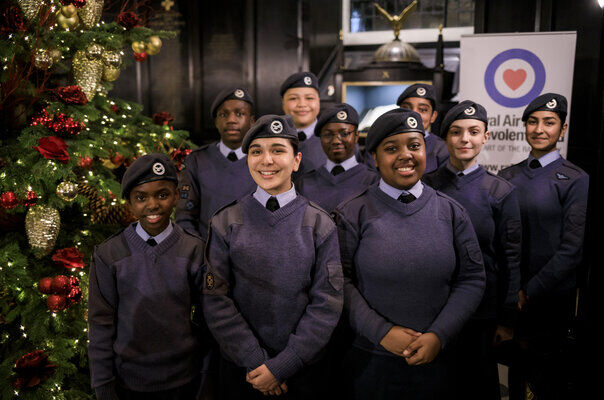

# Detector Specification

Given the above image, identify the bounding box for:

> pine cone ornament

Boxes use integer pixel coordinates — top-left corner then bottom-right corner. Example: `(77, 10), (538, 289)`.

(72, 50), (103, 101)
(25, 205), (60, 258)
(77, 0), (103, 29)
(77, 181), (135, 226)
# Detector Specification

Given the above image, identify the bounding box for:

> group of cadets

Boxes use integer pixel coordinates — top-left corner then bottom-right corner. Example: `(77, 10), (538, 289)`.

(87, 71), (589, 400)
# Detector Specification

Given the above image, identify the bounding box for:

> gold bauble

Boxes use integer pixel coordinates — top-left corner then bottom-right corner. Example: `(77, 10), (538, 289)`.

(102, 51), (122, 68)
(102, 65), (120, 82)
(73, 50), (103, 101)
(60, 4), (77, 18)
(34, 49), (53, 70)
(56, 181), (79, 202)
(49, 49), (62, 63)
(56, 11), (79, 30)
(25, 205), (61, 258)
(78, 0), (104, 29)
(131, 41), (147, 54)
(18, 0), (43, 21)
(86, 43), (104, 60)
(145, 36), (162, 56)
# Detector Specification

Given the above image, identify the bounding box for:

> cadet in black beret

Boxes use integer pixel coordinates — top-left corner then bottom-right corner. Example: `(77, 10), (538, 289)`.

(366, 108), (425, 153)
(521, 92), (567, 122)
(280, 72), (325, 176)
(394, 83), (449, 174)
(121, 153), (178, 199)
(242, 114), (299, 154)
(440, 100), (489, 134)
(175, 87), (256, 242)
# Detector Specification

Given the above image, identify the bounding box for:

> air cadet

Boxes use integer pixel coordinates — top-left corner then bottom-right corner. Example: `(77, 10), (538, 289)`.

(175, 87), (257, 243)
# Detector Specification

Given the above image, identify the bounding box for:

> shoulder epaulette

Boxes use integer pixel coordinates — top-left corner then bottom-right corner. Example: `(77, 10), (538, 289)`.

(483, 171), (515, 200)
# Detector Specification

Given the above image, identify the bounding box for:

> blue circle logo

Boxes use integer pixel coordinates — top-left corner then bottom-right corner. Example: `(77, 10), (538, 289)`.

(484, 49), (546, 108)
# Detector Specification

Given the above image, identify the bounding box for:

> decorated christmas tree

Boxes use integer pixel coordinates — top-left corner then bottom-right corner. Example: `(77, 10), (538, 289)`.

(0, 1), (193, 397)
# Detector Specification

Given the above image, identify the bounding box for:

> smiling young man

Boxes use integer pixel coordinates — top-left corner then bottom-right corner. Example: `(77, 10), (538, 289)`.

(280, 71), (326, 175)
(202, 115), (343, 399)
(88, 153), (206, 399)
(175, 87), (257, 243)
(296, 103), (378, 212)
(333, 108), (485, 400)
(498, 93), (589, 399)
(423, 101), (521, 400)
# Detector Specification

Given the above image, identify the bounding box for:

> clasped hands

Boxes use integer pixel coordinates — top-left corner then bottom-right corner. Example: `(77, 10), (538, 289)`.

(246, 364), (288, 396)
(379, 326), (441, 365)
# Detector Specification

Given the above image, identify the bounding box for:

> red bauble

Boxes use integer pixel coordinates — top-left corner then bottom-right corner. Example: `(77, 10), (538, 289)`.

(51, 275), (71, 295)
(133, 52), (147, 62)
(22, 190), (38, 207)
(1, 191), (18, 209)
(78, 156), (93, 168)
(111, 153), (125, 166)
(67, 287), (82, 304)
(38, 277), (53, 294)
(46, 295), (68, 311)
(110, 104), (119, 113)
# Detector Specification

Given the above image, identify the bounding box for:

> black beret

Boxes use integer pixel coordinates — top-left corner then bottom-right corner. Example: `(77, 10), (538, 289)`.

(314, 103), (359, 136)
(441, 100), (489, 134)
(121, 153), (178, 199)
(210, 87), (254, 118)
(522, 93), (568, 122)
(366, 108), (425, 153)
(280, 72), (319, 96)
(396, 83), (436, 108)
(242, 114), (299, 153)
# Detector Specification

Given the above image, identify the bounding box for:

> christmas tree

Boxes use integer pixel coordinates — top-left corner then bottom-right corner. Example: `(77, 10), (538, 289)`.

(0, 1), (193, 397)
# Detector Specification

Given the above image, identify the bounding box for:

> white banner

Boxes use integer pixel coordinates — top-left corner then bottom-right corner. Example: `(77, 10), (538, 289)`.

(459, 32), (576, 173)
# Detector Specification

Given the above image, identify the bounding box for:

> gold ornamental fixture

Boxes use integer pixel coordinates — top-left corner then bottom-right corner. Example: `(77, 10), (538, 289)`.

(372, 1), (421, 63)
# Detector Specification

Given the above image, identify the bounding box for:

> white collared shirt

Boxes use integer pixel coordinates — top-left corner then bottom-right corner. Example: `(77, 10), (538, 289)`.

(446, 160), (480, 176)
(528, 150), (561, 168)
(135, 221), (173, 244)
(253, 183), (297, 208)
(297, 119), (318, 140)
(325, 155), (358, 173)
(378, 178), (424, 200)
(217, 141), (245, 160)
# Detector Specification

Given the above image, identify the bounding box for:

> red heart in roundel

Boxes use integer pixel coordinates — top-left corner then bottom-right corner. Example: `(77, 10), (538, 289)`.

(503, 69), (527, 91)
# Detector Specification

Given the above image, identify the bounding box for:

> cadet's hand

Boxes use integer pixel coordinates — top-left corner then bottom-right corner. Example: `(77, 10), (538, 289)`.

(403, 332), (441, 365)
(493, 325), (514, 346)
(246, 364), (279, 394)
(518, 290), (529, 310)
(379, 326), (422, 356)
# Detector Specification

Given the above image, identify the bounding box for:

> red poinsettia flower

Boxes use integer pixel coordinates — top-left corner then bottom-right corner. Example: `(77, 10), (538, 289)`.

(153, 112), (174, 126)
(55, 85), (88, 105)
(117, 11), (139, 30)
(52, 247), (86, 269)
(32, 136), (70, 164)
(13, 350), (56, 389)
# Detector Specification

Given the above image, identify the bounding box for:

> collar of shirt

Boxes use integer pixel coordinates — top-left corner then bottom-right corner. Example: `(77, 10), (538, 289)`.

(325, 155), (359, 173)
(253, 183), (297, 208)
(297, 119), (318, 140)
(217, 141), (245, 160)
(424, 130), (431, 139)
(378, 178), (424, 200)
(446, 160), (480, 176)
(528, 149), (561, 168)
(135, 221), (173, 244)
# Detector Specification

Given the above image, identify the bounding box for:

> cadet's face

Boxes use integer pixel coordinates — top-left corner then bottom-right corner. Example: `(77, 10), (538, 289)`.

(320, 122), (359, 163)
(400, 97), (437, 131)
(446, 119), (489, 164)
(247, 137), (302, 195)
(128, 180), (178, 237)
(215, 100), (255, 149)
(373, 132), (426, 190)
(525, 111), (567, 157)
(282, 87), (320, 129)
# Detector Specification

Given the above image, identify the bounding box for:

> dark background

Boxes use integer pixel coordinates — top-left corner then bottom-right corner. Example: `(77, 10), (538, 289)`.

(112, 1), (603, 393)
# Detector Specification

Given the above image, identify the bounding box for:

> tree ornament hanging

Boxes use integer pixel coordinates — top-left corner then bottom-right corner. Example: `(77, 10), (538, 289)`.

(0, 191), (19, 209)
(46, 294), (68, 311)
(56, 181), (78, 202)
(34, 49), (53, 70)
(55, 8), (79, 30)
(25, 205), (60, 258)
(17, 0), (43, 22)
(78, 155), (93, 168)
(49, 48), (62, 63)
(131, 41), (146, 53)
(38, 277), (53, 294)
(12, 350), (56, 389)
(51, 275), (71, 295)
(102, 50), (122, 67)
(103, 65), (120, 81)
(22, 190), (38, 207)
(77, 0), (103, 29)
(133, 52), (147, 62)
(72, 49), (103, 101)
(86, 43), (103, 60)
(145, 36), (163, 56)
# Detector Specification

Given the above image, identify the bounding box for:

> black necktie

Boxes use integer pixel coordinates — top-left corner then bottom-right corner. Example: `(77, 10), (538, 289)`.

(331, 165), (345, 176)
(297, 131), (306, 142)
(398, 193), (416, 204)
(457, 172), (464, 177)
(266, 197), (280, 212)
(146, 237), (157, 247)
(227, 151), (238, 162)
(529, 159), (541, 169)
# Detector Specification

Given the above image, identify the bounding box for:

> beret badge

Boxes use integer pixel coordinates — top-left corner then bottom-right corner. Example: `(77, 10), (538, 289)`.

(234, 89), (245, 98)
(270, 120), (283, 134)
(336, 111), (348, 120)
(152, 162), (165, 175)
(416, 87), (426, 96)
(464, 107), (476, 116)
(407, 117), (418, 129)
(546, 99), (557, 109)
(303, 76), (312, 85)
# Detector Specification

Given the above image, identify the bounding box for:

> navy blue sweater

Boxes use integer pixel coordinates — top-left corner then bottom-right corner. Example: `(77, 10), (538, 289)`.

(498, 157), (589, 299)
(175, 143), (256, 241)
(88, 224), (204, 399)
(424, 133), (450, 174)
(334, 184), (485, 355)
(202, 194), (343, 382)
(423, 165), (521, 324)
(296, 164), (379, 212)
(298, 135), (327, 176)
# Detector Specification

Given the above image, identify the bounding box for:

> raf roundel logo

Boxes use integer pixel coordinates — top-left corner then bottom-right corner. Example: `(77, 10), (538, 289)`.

(270, 120), (283, 134)
(464, 106), (476, 116)
(303, 76), (312, 86)
(546, 99), (557, 109)
(336, 111), (347, 121)
(407, 117), (418, 129)
(416, 87), (426, 96)
(234, 89), (245, 98)
(152, 162), (165, 175)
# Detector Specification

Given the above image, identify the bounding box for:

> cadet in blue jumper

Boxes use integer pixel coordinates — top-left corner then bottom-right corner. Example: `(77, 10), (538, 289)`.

(334, 108), (486, 400)
(280, 72), (326, 175)
(88, 153), (205, 399)
(202, 115), (343, 399)
(175, 87), (257, 243)
(498, 93), (589, 400)
(423, 101), (522, 400)
(296, 103), (378, 212)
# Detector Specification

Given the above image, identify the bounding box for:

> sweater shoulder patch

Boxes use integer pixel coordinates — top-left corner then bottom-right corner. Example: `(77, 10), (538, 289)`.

(210, 200), (243, 237)
(435, 191), (464, 221)
(95, 229), (131, 265)
(483, 172), (514, 200)
(303, 201), (336, 239)
(559, 160), (587, 179)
